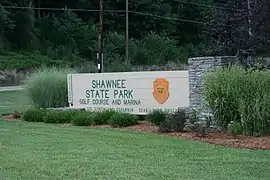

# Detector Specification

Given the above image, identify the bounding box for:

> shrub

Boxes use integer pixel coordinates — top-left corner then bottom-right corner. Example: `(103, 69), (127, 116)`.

(22, 108), (46, 122)
(146, 109), (167, 126)
(43, 110), (60, 123)
(13, 111), (22, 119)
(158, 109), (187, 133)
(71, 111), (94, 126)
(158, 121), (171, 133)
(108, 112), (138, 127)
(203, 67), (270, 136)
(167, 109), (187, 132)
(23, 67), (75, 109)
(43, 110), (80, 124)
(227, 121), (243, 138)
(137, 115), (146, 121)
(92, 110), (116, 125)
(57, 110), (81, 124)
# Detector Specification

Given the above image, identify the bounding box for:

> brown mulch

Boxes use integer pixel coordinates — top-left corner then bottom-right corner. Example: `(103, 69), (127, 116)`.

(2, 115), (270, 150)
(165, 131), (270, 150)
(92, 121), (270, 150)
(2, 114), (22, 121)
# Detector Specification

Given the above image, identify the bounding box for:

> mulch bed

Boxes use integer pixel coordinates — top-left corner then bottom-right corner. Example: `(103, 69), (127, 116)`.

(2, 115), (270, 150)
(115, 121), (270, 150)
(2, 114), (21, 121)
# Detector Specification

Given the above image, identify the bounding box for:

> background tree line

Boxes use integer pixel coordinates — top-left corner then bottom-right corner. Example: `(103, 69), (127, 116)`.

(0, 0), (269, 71)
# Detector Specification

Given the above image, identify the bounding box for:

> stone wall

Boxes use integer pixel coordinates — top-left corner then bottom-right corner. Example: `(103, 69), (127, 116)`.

(188, 56), (236, 121)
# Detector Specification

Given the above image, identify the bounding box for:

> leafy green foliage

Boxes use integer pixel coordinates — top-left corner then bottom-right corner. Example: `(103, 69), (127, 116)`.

(0, 5), (12, 36)
(23, 67), (75, 108)
(158, 109), (187, 133)
(71, 111), (94, 126)
(22, 108), (46, 122)
(135, 32), (181, 65)
(227, 121), (243, 137)
(206, 0), (270, 55)
(41, 9), (98, 66)
(9, 5), (39, 51)
(108, 112), (138, 127)
(22, 108), (87, 124)
(0, 5), (14, 54)
(203, 67), (270, 136)
(43, 110), (60, 123)
(146, 110), (167, 126)
(0, 53), (64, 69)
(92, 110), (116, 125)
(43, 110), (80, 124)
(0, 0), (269, 68)
(0, 0), (216, 70)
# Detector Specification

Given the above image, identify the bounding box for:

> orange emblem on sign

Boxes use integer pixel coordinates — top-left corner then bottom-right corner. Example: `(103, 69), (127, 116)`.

(153, 78), (170, 104)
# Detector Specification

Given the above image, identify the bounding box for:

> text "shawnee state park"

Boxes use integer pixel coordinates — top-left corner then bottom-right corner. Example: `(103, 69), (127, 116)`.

(79, 79), (141, 106)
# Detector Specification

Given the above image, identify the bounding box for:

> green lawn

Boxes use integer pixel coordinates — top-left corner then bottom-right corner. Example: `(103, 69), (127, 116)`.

(0, 90), (31, 114)
(0, 120), (269, 180)
(0, 91), (270, 179)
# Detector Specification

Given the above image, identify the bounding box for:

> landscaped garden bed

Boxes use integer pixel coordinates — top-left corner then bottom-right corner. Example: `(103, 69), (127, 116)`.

(3, 112), (270, 150)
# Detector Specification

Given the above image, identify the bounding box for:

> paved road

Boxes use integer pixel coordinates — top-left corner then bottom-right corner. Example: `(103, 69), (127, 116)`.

(0, 86), (23, 92)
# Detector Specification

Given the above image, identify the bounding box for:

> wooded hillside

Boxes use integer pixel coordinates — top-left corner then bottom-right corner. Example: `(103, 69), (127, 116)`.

(0, 0), (269, 70)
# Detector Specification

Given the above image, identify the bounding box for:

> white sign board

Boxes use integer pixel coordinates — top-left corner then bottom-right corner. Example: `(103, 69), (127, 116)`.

(67, 71), (189, 115)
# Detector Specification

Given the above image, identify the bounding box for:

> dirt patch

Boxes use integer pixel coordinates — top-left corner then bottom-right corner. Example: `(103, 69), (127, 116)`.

(3, 115), (270, 150)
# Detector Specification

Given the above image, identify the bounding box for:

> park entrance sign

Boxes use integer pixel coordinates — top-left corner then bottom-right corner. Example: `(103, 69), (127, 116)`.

(67, 71), (189, 115)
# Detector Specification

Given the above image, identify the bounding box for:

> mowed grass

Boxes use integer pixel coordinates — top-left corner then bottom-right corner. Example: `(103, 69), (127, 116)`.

(0, 91), (270, 179)
(0, 90), (31, 114)
(0, 120), (269, 180)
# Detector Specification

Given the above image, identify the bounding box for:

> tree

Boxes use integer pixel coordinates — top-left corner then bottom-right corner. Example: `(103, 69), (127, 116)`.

(0, 5), (15, 53)
(5, 0), (39, 50)
(206, 0), (270, 56)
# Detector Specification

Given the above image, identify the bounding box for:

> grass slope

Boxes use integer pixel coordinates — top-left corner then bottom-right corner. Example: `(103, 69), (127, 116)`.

(0, 120), (270, 180)
(0, 90), (30, 114)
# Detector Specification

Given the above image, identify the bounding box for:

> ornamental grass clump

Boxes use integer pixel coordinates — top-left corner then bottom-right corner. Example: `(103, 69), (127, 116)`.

(23, 67), (75, 108)
(203, 67), (270, 136)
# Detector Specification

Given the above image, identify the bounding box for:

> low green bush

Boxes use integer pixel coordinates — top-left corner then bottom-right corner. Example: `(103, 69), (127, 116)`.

(137, 115), (146, 121)
(158, 109), (187, 133)
(92, 110), (116, 125)
(22, 108), (46, 122)
(146, 109), (167, 126)
(204, 67), (270, 136)
(58, 110), (82, 123)
(23, 67), (75, 109)
(43, 110), (60, 123)
(43, 110), (80, 124)
(108, 112), (138, 127)
(71, 111), (94, 126)
(227, 121), (243, 138)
